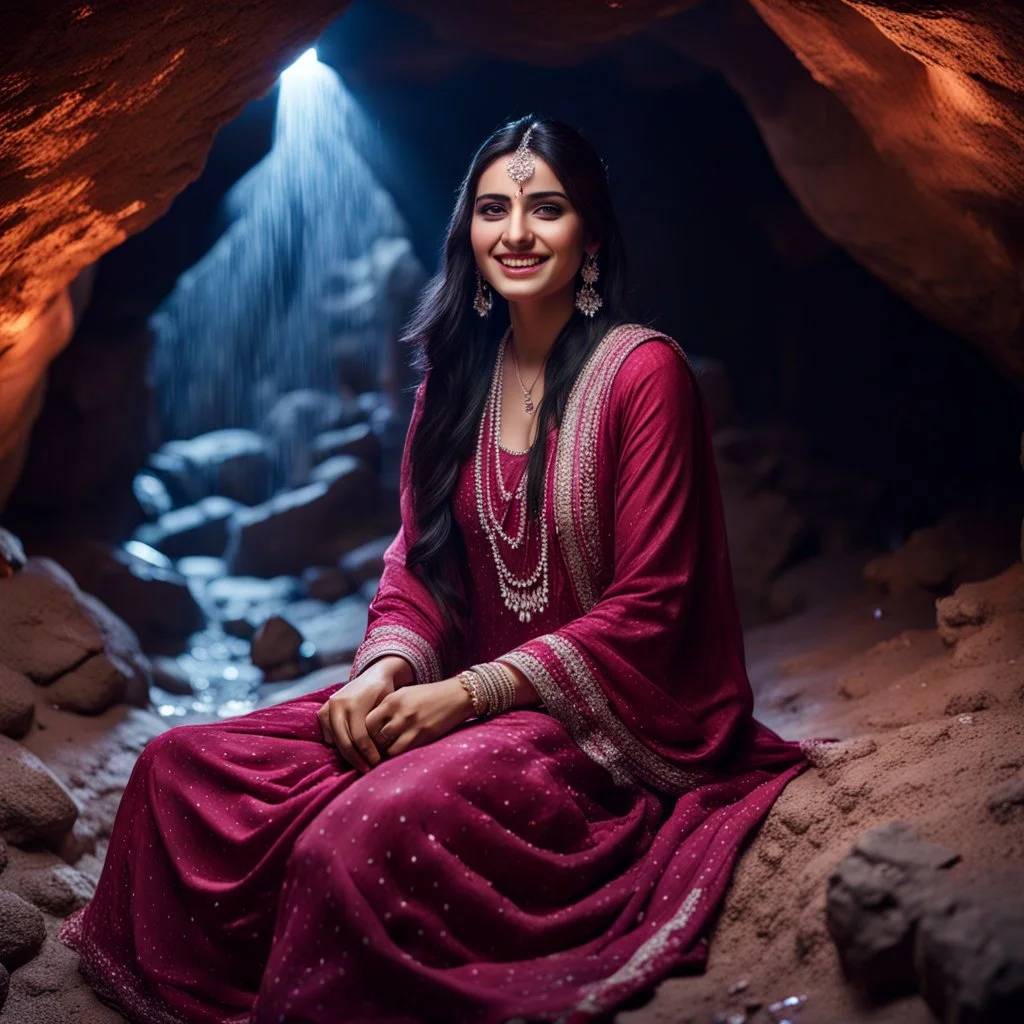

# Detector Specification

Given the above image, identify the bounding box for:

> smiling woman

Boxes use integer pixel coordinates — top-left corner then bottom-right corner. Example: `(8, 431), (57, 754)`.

(60, 115), (808, 1024)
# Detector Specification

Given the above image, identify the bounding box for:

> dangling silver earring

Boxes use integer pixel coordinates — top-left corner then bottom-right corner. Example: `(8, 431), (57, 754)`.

(576, 252), (602, 317)
(473, 269), (492, 317)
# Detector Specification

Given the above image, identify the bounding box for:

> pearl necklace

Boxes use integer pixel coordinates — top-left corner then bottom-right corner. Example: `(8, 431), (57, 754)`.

(474, 330), (550, 622)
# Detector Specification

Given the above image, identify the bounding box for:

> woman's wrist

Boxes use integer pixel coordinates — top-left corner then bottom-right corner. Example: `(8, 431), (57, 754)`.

(366, 655), (415, 688)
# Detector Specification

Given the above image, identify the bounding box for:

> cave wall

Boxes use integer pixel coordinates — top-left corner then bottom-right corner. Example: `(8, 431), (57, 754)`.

(2, 0), (1023, 509)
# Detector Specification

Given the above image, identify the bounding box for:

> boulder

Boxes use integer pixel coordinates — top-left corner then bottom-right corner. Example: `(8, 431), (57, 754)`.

(0, 890), (45, 970)
(0, 856), (94, 916)
(261, 389), (349, 487)
(826, 822), (960, 1003)
(0, 735), (78, 845)
(339, 536), (392, 589)
(135, 495), (240, 560)
(250, 616), (303, 671)
(161, 429), (272, 506)
(225, 458), (377, 577)
(915, 875), (1024, 1024)
(302, 565), (351, 602)
(298, 596), (369, 668)
(46, 653), (128, 715)
(312, 422), (381, 469)
(986, 776), (1024, 825)
(0, 665), (35, 739)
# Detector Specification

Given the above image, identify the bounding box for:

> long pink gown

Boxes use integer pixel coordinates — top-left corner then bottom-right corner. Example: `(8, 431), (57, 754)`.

(60, 323), (806, 1023)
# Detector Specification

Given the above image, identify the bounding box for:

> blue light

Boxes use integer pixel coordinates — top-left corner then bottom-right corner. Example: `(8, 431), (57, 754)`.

(282, 47), (319, 81)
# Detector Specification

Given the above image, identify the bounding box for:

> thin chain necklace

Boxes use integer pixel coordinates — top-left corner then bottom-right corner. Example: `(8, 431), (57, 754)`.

(474, 329), (550, 622)
(510, 340), (549, 416)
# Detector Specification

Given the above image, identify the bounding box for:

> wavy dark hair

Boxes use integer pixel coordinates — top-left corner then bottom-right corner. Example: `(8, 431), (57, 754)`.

(402, 115), (634, 638)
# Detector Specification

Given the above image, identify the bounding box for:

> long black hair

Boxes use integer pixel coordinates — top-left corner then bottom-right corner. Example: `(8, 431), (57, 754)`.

(403, 115), (634, 638)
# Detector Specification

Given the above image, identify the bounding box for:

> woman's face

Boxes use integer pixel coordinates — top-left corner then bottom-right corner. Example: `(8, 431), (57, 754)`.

(470, 153), (594, 307)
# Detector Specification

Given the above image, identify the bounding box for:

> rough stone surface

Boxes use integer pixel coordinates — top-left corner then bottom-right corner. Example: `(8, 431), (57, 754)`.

(1, 856), (95, 916)
(0, 890), (45, 970)
(0, 664), (36, 739)
(0, 735), (79, 845)
(312, 422), (381, 469)
(161, 429), (273, 506)
(225, 458), (376, 577)
(0, 961), (7, 1013)
(0, 528), (26, 577)
(46, 653), (126, 715)
(986, 776), (1024, 825)
(826, 822), (960, 1003)
(915, 877), (1024, 1024)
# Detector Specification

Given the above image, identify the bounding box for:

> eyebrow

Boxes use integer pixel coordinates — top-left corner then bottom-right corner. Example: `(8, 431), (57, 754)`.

(475, 191), (569, 203)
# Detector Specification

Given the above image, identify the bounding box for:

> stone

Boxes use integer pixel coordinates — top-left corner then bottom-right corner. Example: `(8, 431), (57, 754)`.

(161, 429), (273, 506)
(46, 653), (126, 715)
(339, 535), (392, 589)
(987, 776), (1024, 825)
(0, 962), (7, 1012)
(0, 528), (26, 578)
(50, 541), (205, 650)
(312, 422), (381, 469)
(261, 389), (349, 487)
(915, 877), (1024, 1024)
(0, 559), (104, 682)
(76, 590), (152, 709)
(826, 822), (959, 1003)
(144, 449), (206, 507)
(801, 736), (877, 770)
(944, 690), (993, 716)
(0, 665), (35, 739)
(175, 555), (227, 583)
(223, 617), (257, 640)
(150, 656), (196, 697)
(0, 890), (45, 970)
(302, 565), (351, 602)
(135, 495), (241, 560)
(225, 458), (377, 578)
(0, 734), (79, 845)
(297, 596), (369, 668)
(936, 593), (990, 646)
(250, 616), (303, 671)
(132, 469), (174, 519)
(0, 858), (94, 916)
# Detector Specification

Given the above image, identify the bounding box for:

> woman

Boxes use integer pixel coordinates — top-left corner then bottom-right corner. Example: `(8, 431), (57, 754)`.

(61, 116), (806, 1024)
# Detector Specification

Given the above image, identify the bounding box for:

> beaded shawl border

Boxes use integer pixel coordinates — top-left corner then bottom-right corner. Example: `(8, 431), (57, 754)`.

(552, 323), (688, 614)
(349, 624), (442, 685)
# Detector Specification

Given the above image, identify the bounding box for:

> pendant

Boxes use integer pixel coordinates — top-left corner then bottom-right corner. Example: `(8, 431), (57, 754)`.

(524, 393), (534, 415)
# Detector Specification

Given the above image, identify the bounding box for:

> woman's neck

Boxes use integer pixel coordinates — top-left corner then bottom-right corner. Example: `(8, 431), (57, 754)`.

(507, 288), (574, 366)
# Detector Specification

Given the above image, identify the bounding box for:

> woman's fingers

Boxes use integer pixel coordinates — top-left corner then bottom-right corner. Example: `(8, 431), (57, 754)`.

(328, 702), (373, 773)
(347, 713), (382, 769)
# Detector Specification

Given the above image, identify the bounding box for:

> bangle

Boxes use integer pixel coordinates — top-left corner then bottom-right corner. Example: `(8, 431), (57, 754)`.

(458, 670), (487, 717)
(463, 661), (517, 716)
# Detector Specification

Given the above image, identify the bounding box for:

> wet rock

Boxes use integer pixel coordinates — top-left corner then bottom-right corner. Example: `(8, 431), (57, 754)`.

(150, 656), (196, 697)
(986, 776), (1024, 825)
(0, 528), (26, 578)
(302, 565), (351, 602)
(52, 541), (205, 650)
(223, 617), (257, 640)
(826, 822), (960, 1003)
(132, 469), (174, 519)
(0, 890), (45, 969)
(312, 422), (381, 470)
(261, 389), (348, 487)
(915, 876), (1024, 1024)
(175, 555), (227, 583)
(0, 735), (79, 845)
(339, 535), (392, 589)
(298, 596), (368, 668)
(161, 429), (272, 506)
(144, 449), (205, 507)
(251, 616), (303, 671)
(225, 458), (376, 578)
(0, 665), (35, 739)
(135, 495), (240, 560)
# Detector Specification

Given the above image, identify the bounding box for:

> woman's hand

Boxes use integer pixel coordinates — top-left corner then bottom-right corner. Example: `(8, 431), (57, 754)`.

(317, 657), (409, 773)
(364, 677), (475, 761)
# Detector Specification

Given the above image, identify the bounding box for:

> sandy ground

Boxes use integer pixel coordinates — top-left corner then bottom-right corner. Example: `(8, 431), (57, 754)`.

(3, 549), (1022, 1024)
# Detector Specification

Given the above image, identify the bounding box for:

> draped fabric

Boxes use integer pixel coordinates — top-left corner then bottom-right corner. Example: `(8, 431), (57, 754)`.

(60, 323), (806, 1024)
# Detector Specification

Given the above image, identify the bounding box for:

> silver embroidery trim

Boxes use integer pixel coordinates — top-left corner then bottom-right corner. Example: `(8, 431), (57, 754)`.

(500, 649), (634, 787)
(350, 625), (442, 684)
(539, 633), (708, 794)
(553, 323), (687, 614)
(572, 886), (704, 1016)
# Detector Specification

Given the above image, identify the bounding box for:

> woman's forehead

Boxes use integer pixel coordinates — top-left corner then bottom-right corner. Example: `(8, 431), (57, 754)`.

(476, 154), (564, 196)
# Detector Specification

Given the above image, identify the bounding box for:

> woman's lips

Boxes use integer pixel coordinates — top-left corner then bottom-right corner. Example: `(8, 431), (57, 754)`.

(494, 255), (550, 278)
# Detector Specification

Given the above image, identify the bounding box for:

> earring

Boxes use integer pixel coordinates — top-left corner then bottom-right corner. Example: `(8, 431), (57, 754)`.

(576, 252), (602, 317)
(473, 269), (492, 317)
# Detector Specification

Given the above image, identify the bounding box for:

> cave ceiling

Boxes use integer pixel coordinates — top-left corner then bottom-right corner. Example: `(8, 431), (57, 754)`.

(1, 0), (1023, 506)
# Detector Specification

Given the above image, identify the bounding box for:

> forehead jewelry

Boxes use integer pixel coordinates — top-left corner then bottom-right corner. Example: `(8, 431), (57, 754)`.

(506, 125), (536, 197)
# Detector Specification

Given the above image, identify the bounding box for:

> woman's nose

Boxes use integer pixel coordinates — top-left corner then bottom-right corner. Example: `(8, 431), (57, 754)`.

(503, 205), (533, 246)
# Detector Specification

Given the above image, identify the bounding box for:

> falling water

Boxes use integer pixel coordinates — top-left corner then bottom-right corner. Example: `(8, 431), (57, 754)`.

(151, 49), (424, 477)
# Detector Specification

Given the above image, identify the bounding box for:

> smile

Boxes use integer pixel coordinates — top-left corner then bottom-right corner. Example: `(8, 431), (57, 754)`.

(494, 255), (549, 276)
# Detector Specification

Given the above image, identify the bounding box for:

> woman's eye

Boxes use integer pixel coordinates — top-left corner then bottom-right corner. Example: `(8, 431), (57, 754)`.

(480, 204), (505, 216)
(535, 204), (562, 216)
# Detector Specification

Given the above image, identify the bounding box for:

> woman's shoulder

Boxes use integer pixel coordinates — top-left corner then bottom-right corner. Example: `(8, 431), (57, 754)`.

(599, 323), (693, 405)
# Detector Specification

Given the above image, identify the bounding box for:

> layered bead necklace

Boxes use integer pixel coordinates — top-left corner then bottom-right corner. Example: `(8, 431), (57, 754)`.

(473, 328), (550, 622)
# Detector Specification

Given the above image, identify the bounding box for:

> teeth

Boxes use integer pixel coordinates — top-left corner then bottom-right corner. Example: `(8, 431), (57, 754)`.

(500, 257), (545, 268)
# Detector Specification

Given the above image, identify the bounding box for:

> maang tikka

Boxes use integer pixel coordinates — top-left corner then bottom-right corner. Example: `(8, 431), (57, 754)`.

(505, 125), (536, 197)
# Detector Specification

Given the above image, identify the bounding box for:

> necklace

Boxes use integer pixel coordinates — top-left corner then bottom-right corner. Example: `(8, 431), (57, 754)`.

(474, 329), (550, 622)
(509, 339), (549, 416)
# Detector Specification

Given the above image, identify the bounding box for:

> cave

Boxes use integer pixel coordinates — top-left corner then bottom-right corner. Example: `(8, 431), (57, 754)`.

(1, 1), (1023, 1021)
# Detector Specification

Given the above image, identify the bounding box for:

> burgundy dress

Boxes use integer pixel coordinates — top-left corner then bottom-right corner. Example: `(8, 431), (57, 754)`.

(60, 324), (806, 1024)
